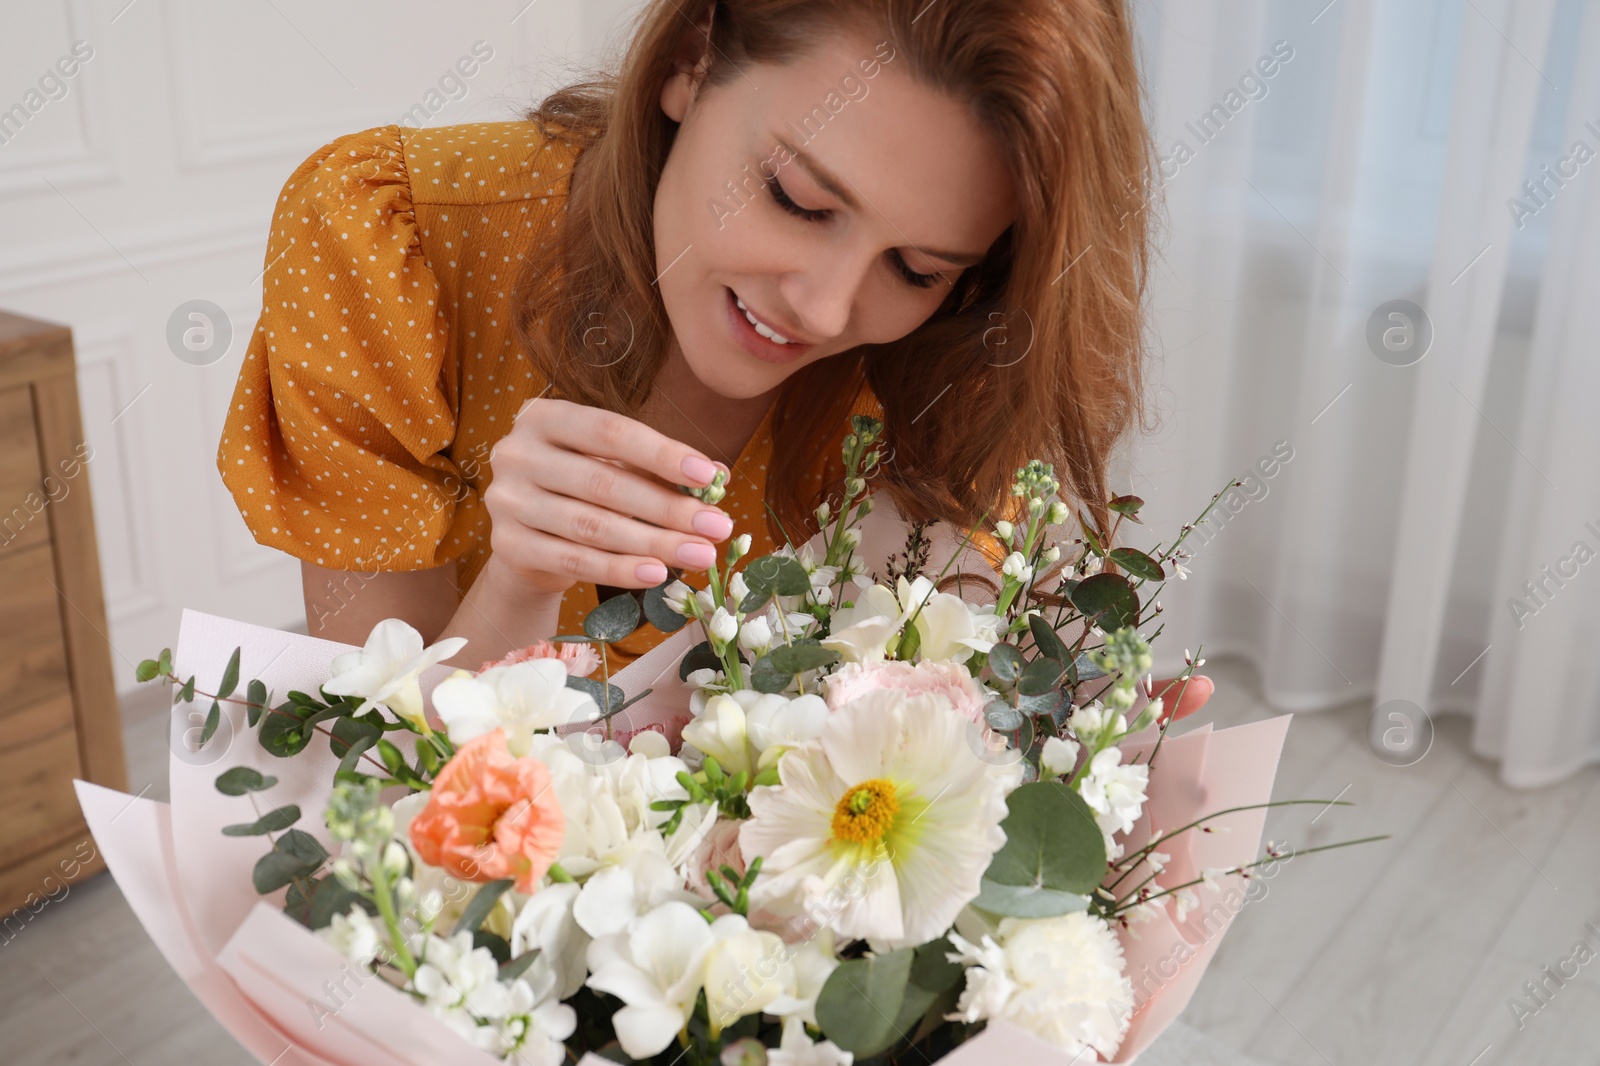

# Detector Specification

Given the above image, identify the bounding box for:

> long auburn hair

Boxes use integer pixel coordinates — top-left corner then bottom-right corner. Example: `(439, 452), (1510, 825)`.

(512, 0), (1155, 552)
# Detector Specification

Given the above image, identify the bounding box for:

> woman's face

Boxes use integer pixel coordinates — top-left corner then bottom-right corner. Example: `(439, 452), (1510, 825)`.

(656, 29), (1017, 401)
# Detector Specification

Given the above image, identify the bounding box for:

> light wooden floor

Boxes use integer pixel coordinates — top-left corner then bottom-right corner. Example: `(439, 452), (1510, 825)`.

(5, 656), (1597, 1065)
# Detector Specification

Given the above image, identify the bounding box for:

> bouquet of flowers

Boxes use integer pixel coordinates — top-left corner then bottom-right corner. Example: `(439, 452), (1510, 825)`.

(79, 416), (1378, 1065)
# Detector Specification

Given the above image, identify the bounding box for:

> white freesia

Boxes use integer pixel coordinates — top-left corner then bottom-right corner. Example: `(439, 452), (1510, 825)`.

(765, 931), (839, 1026)
(702, 914), (795, 1035)
(819, 614), (900, 665)
(410, 929), (576, 1061)
(1001, 551), (1033, 584)
(728, 570), (750, 605)
(741, 688), (1021, 948)
(432, 659), (599, 756)
(946, 912), (1133, 1060)
(321, 617), (466, 729)
(770, 1016), (854, 1065)
(681, 690), (830, 778)
(662, 579), (694, 615)
(585, 901), (716, 1059)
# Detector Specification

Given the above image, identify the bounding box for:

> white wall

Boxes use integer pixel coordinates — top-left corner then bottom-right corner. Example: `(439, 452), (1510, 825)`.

(0, 0), (642, 693)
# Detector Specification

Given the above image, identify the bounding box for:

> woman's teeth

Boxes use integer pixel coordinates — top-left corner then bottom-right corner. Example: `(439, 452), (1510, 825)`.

(735, 295), (793, 344)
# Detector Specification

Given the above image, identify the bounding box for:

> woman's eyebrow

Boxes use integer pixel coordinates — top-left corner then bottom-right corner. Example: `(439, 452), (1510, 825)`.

(772, 135), (986, 267)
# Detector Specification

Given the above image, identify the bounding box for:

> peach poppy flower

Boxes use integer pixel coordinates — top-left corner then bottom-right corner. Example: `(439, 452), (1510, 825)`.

(480, 638), (599, 678)
(408, 728), (564, 894)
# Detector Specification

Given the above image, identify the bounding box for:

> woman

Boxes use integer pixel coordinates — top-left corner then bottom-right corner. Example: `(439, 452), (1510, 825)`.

(217, 0), (1211, 711)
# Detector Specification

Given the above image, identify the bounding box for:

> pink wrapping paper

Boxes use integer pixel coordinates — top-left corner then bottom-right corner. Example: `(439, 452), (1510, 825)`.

(78, 587), (1288, 1065)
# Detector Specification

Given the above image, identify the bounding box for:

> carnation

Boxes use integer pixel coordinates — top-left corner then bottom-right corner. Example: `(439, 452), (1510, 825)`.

(480, 638), (599, 678)
(821, 658), (991, 727)
(947, 911), (1134, 1059)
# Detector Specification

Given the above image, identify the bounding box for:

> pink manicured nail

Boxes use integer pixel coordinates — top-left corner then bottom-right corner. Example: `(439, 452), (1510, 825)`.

(676, 542), (717, 568)
(636, 561), (668, 584)
(681, 455), (717, 485)
(692, 509), (734, 539)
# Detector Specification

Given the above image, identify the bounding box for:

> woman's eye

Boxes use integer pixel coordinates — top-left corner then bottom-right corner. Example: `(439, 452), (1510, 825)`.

(766, 175), (945, 290)
(766, 175), (829, 222)
(893, 252), (944, 289)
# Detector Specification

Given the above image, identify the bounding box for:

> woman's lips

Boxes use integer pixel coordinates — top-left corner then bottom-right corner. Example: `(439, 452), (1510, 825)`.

(726, 286), (814, 364)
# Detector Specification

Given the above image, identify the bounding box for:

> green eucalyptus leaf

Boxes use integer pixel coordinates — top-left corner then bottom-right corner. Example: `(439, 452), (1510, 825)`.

(223, 804), (302, 837)
(814, 948), (916, 1057)
(987, 642), (1023, 683)
(252, 830), (329, 894)
(1108, 546), (1165, 581)
(750, 654), (791, 694)
(1069, 573), (1141, 630)
(215, 767), (278, 796)
(972, 878), (1091, 918)
(500, 949), (541, 982)
(679, 640), (722, 681)
(766, 643), (840, 674)
(983, 781), (1106, 897)
(218, 646), (242, 700)
(1018, 656), (1065, 697)
(985, 701), (1025, 732)
(135, 659), (161, 683)
(180, 676), (198, 705)
(567, 676), (626, 716)
(585, 592), (643, 643)
(199, 700), (221, 747)
(642, 580), (689, 633)
(1107, 494), (1145, 519)
(245, 678), (265, 725)
(1028, 615), (1070, 666)
(743, 554), (812, 597)
(454, 879), (515, 936)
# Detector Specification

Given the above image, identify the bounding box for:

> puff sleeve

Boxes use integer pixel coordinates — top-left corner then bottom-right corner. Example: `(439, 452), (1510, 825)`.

(217, 124), (485, 572)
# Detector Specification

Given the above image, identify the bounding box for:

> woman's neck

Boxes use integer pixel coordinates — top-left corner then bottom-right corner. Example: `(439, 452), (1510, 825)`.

(643, 346), (779, 468)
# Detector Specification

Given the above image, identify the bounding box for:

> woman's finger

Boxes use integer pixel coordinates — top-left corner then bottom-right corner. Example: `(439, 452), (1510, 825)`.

(1153, 674), (1213, 722)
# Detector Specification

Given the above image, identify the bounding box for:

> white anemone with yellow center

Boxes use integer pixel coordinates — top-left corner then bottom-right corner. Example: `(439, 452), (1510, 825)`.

(739, 686), (1022, 948)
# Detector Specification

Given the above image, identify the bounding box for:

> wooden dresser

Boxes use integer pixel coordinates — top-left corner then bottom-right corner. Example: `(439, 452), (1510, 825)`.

(0, 309), (126, 919)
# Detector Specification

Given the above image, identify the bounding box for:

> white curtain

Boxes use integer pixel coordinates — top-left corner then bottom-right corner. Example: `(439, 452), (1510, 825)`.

(1123, 0), (1600, 787)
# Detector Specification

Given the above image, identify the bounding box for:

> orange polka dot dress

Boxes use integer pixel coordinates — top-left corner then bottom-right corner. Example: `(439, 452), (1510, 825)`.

(217, 119), (873, 667)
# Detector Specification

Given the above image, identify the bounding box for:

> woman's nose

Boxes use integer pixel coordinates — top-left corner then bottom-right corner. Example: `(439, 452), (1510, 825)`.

(782, 250), (869, 342)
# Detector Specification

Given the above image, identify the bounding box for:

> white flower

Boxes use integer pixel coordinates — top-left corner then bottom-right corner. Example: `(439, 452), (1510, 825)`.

(911, 592), (983, 663)
(765, 932), (839, 1026)
(819, 615), (900, 665)
(734, 532), (753, 557)
(682, 690), (830, 779)
(1076, 747), (1149, 851)
(695, 586), (718, 614)
(1173, 556), (1192, 580)
(1039, 735), (1080, 779)
(510, 882), (589, 1000)
(738, 615), (773, 654)
(573, 843), (701, 940)
(1041, 545), (1062, 565)
(993, 520), (1014, 543)
(729, 571), (751, 605)
(586, 901), (716, 1059)
(1171, 887), (1200, 922)
(432, 659), (599, 756)
(946, 912), (1133, 1060)
(770, 1016), (854, 1065)
(323, 904), (381, 964)
(1001, 551), (1033, 584)
(1046, 500), (1070, 525)
(702, 914), (795, 1035)
(321, 618), (466, 729)
(741, 688), (1022, 948)
(709, 606), (739, 647)
(662, 579), (694, 615)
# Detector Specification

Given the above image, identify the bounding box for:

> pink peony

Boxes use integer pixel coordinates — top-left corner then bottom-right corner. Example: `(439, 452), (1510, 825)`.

(821, 658), (990, 726)
(479, 638), (598, 678)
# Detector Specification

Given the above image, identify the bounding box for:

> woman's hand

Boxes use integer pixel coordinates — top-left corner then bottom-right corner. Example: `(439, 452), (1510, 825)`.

(1153, 674), (1214, 723)
(482, 398), (735, 596)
